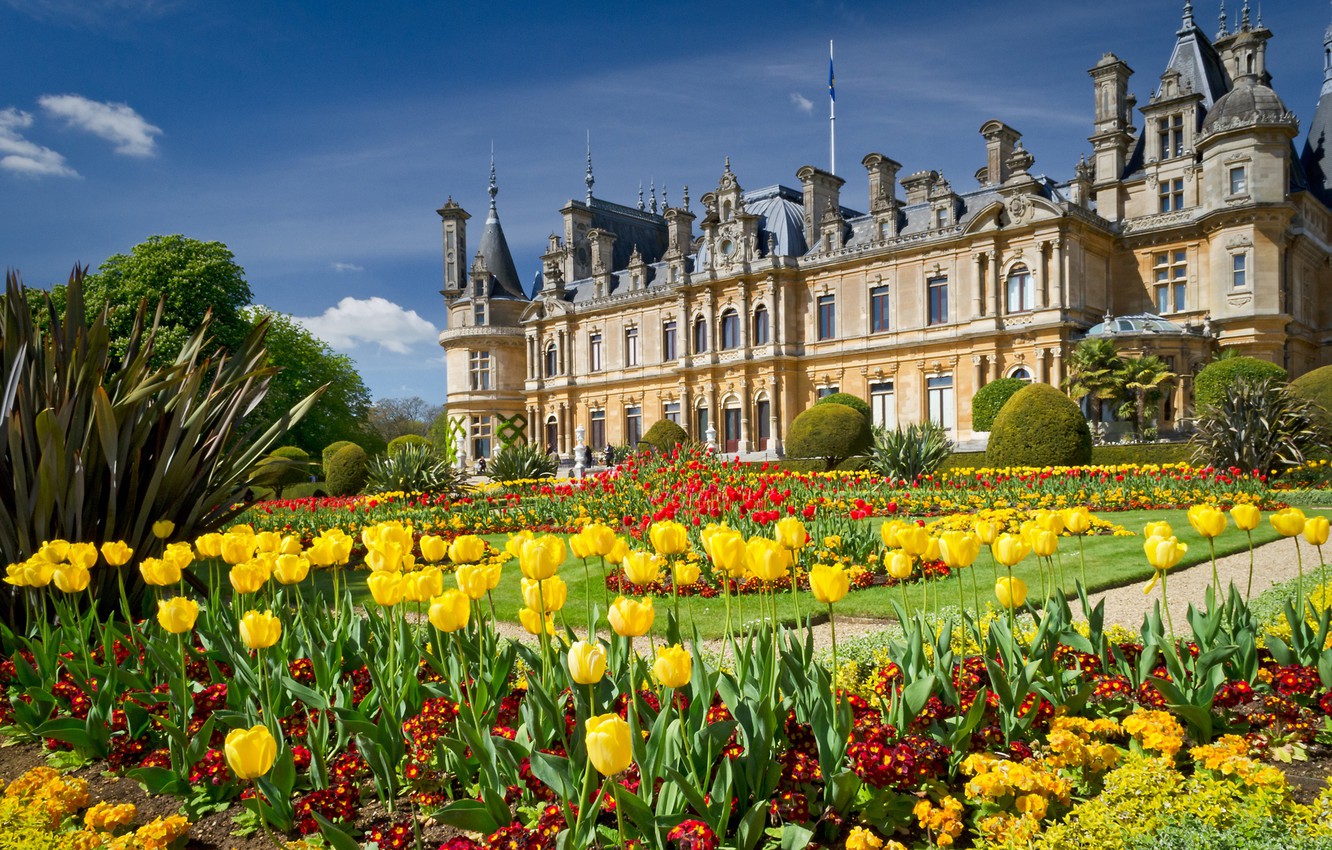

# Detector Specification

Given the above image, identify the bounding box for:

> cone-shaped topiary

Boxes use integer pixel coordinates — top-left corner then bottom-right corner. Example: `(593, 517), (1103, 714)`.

(322, 440), (354, 478)
(1194, 356), (1286, 414)
(971, 378), (1028, 432)
(387, 434), (430, 455)
(786, 403), (873, 470)
(814, 392), (871, 421)
(326, 443), (369, 496)
(640, 419), (689, 453)
(985, 382), (1092, 468)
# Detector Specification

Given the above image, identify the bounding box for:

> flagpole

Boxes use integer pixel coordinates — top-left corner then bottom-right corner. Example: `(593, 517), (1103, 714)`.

(829, 39), (836, 176)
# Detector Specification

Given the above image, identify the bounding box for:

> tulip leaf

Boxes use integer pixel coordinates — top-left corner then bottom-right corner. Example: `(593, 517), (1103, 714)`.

(735, 799), (768, 850)
(779, 822), (814, 850)
(664, 766), (710, 818)
(902, 674), (937, 719)
(435, 799), (502, 835)
(530, 751), (577, 802)
(279, 676), (330, 712)
(310, 811), (362, 850)
(33, 717), (95, 751)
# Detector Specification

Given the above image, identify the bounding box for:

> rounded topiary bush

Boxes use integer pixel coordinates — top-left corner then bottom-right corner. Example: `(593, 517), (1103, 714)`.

(322, 440), (354, 478)
(971, 378), (1028, 432)
(326, 443), (369, 496)
(986, 383), (1092, 468)
(1290, 364), (1332, 420)
(814, 392), (871, 420)
(786, 403), (873, 470)
(387, 434), (430, 455)
(251, 446), (310, 497)
(640, 419), (689, 453)
(1194, 356), (1286, 414)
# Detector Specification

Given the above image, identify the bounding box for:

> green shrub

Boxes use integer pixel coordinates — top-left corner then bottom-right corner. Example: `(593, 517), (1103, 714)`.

(865, 421), (953, 481)
(322, 440), (354, 477)
(1089, 442), (1192, 466)
(249, 446), (311, 498)
(326, 443), (369, 496)
(757, 458), (870, 473)
(364, 443), (463, 494)
(640, 419), (689, 453)
(986, 382), (1092, 468)
(387, 433), (430, 455)
(814, 392), (871, 420)
(1194, 356), (1286, 414)
(1289, 364), (1332, 437)
(786, 403), (873, 471)
(490, 442), (558, 482)
(1190, 375), (1324, 475)
(970, 378), (1028, 432)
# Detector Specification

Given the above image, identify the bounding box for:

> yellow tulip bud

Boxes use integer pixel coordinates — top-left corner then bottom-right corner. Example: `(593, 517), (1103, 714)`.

(273, 554), (310, 585)
(938, 531), (980, 569)
(367, 570), (406, 607)
(973, 518), (999, 545)
(100, 541), (134, 567)
(239, 610), (282, 650)
(220, 533), (258, 566)
(584, 713), (633, 776)
(255, 531), (281, 554)
(606, 538), (630, 565)
(1230, 504), (1260, 531)
(896, 525), (929, 558)
(773, 517), (808, 551)
(152, 520), (175, 540)
(1032, 529), (1059, 558)
(454, 563), (490, 600)
(156, 597), (199, 633)
(519, 535), (565, 580)
(887, 552), (914, 580)
(582, 523), (617, 557)
(608, 596), (654, 637)
(521, 576), (568, 613)
(229, 561), (270, 595)
(505, 530), (535, 562)
(518, 606), (555, 635)
(567, 640), (607, 685)
(39, 540), (70, 563)
(1143, 520), (1174, 540)
(194, 533), (223, 559)
(707, 530), (748, 579)
(809, 563), (849, 604)
(652, 644), (692, 689)
(622, 550), (663, 586)
(672, 560), (701, 587)
(744, 537), (790, 583)
(569, 532), (591, 560)
(139, 557), (181, 587)
(1035, 510), (1065, 536)
(418, 535), (448, 563)
(224, 725), (277, 781)
(52, 564), (91, 594)
(277, 535), (303, 556)
(1062, 507), (1093, 535)
(1304, 516), (1330, 546)
(428, 589), (471, 632)
(448, 535), (487, 564)
(1270, 507), (1307, 538)
(1144, 535), (1187, 571)
(1186, 505), (1227, 539)
(66, 543), (98, 571)
(991, 533), (1031, 567)
(880, 520), (908, 548)
(995, 577), (1028, 609)
(648, 521), (689, 556)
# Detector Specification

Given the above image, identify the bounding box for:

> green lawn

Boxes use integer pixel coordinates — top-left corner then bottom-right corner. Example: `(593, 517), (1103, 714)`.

(306, 508), (1332, 638)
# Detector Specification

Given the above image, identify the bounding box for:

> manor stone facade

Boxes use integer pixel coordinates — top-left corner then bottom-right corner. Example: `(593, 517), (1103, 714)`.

(440, 5), (1332, 462)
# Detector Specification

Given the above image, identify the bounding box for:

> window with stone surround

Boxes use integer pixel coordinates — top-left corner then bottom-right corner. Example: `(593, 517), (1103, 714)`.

(693, 316), (708, 354)
(871, 285), (891, 332)
(663, 401), (680, 425)
(471, 416), (492, 460)
(753, 304), (770, 344)
(927, 277), (949, 326)
(1154, 250), (1187, 314)
(590, 409), (606, 449)
(817, 294), (836, 340)
(1232, 252), (1248, 288)
(625, 406), (641, 446)
(662, 320), (677, 361)
(927, 375), (956, 432)
(625, 326), (639, 366)
(1158, 113), (1184, 159)
(1158, 178), (1184, 213)
(720, 309), (740, 349)
(468, 350), (491, 391)
(589, 332), (603, 372)
(544, 343), (558, 378)
(1005, 267), (1034, 314)
(1228, 165), (1247, 195)
(473, 303), (486, 325)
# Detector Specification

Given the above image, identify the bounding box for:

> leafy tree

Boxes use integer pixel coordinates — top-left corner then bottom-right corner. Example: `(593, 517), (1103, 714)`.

(366, 396), (443, 442)
(244, 307), (374, 456)
(1113, 355), (1176, 439)
(82, 235), (254, 363)
(1062, 338), (1122, 423)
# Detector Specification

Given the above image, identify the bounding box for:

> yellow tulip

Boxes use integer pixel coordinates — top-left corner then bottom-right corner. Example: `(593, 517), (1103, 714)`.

(773, 517), (808, 551)
(255, 531), (282, 554)
(823, 535), (842, 550)
(887, 552), (914, 580)
(220, 533), (258, 566)
(606, 538), (630, 565)
(1035, 510), (1065, 536)
(582, 523), (617, 557)
(973, 518), (999, 545)
(1143, 521), (1173, 540)
(521, 576), (568, 613)
(567, 640), (607, 684)
(278, 535), (303, 556)
(448, 535), (487, 564)
(1062, 507), (1093, 535)
(937, 531), (980, 569)
(52, 564), (91, 594)
(923, 536), (941, 562)
(15, 557), (54, 588)
(273, 554), (310, 585)
(419, 535), (448, 563)
(505, 530), (535, 562)
(672, 560), (701, 587)
(519, 535), (565, 580)
(229, 561), (270, 594)
(66, 543), (98, 571)
(100, 541), (133, 567)
(156, 597), (199, 633)
(139, 557), (181, 586)
(320, 529), (354, 564)
(1303, 516), (1329, 546)
(366, 546), (404, 573)
(482, 561), (503, 590)
(304, 539), (336, 568)
(428, 590), (471, 632)
(880, 519), (907, 548)
(518, 606), (555, 635)
(405, 567), (444, 603)
(622, 550), (662, 586)
(585, 713), (633, 776)
(744, 537), (790, 582)
(1144, 535), (1187, 571)
(39, 540), (70, 563)
(1230, 504), (1261, 531)
(239, 610), (282, 649)
(454, 563), (490, 600)
(608, 596), (654, 637)
(194, 533), (223, 559)
(652, 644), (692, 689)
(152, 520), (175, 540)
(648, 521), (689, 556)
(708, 529), (748, 579)
(569, 532), (591, 559)
(896, 525), (929, 558)
(366, 570), (406, 606)
(1271, 507), (1307, 538)
(991, 534), (1031, 567)
(995, 577), (1028, 609)
(1187, 505), (1227, 539)
(224, 725), (277, 781)
(1032, 529), (1059, 558)
(809, 563), (849, 604)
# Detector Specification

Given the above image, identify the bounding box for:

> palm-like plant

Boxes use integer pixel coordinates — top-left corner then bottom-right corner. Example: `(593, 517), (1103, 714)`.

(1113, 354), (1176, 439)
(1191, 375), (1324, 474)
(488, 441), (557, 482)
(1061, 338), (1122, 423)
(865, 421), (954, 482)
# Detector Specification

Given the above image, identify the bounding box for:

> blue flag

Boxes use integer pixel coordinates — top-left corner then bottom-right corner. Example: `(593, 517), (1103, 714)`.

(829, 56), (835, 102)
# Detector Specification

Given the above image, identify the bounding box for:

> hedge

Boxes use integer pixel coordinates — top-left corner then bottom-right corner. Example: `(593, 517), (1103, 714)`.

(326, 443), (369, 496)
(986, 383), (1093, 468)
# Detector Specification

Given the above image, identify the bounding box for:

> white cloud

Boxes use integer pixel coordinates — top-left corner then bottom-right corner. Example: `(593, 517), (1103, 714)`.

(38, 94), (161, 157)
(789, 92), (813, 113)
(0, 107), (77, 177)
(330, 261), (364, 273)
(296, 297), (439, 355)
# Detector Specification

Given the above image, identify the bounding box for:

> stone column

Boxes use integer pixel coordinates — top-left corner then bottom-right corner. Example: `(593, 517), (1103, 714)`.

(558, 402), (568, 455)
(973, 354), (986, 390)
(1037, 241), (1050, 310)
(972, 253), (985, 318)
(989, 250), (1001, 316)
(768, 376), (782, 456)
(1037, 349), (1049, 384)
(1050, 237), (1065, 311)
(738, 382), (751, 454)
(556, 330), (567, 375)
(1051, 347), (1064, 389)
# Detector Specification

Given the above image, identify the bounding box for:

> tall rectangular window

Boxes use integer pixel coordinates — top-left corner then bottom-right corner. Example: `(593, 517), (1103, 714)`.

(590, 409), (606, 450)
(471, 416), (492, 460)
(927, 277), (949, 325)
(926, 375), (956, 432)
(663, 401), (681, 424)
(1005, 269), (1034, 313)
(1158, 113), (1184, 159)
(870, 285), (891, 332)
(1158, 178), (1184, 213)
(1229, 166), (1247, 195)
(625, 406), (642, 446)
(1154, 250), (1187, 313)
(625, 327), (639, 366)
(662, 321), (677, 361)
(870, 381), (896, 429)
(588, 333), (603, 372)
(473, 303), (486, 325)
(695, 406), (709, 440)
(468, 350), (491, 391)
(934, 208), (948, 228)
(817, 294), (835, 340)
(1232, 253), (1248, 288)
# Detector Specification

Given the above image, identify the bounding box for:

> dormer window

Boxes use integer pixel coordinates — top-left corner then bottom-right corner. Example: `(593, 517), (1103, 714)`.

(934, 208), (949, 228)
(474, 303), (486, 325)
(1158, 114), (1184, 159)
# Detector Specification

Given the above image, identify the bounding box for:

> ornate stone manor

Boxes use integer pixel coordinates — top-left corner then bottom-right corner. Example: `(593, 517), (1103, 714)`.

(440, 3), (1332, 463)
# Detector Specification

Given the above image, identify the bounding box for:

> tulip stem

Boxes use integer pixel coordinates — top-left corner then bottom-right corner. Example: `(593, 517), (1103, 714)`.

(1208, 537), (1220, 596)
(583, 556), (595, 639)
(898, 579), (910, 620)
(827, 603), (838, 703)
(1296, 538), (1306, 618)
(612, 781), (628, 848)
(1076, 535), (1088, 593)
(1245, 531), (1256, 601)
(1160, 568), (1176, 644)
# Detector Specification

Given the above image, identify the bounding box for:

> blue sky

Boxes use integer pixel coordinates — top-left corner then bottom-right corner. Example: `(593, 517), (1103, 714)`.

(2, 0), (1325, 402)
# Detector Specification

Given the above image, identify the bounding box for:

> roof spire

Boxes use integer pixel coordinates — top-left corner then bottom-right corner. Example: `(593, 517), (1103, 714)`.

(637, 181), (644, 211)
(1241, 0), (1250, 30)
(1255, 2), (1262, 27)
(488, 143), (498, 213)
(1217, 1), (1227, 38)
(585, 131), (594, 204)
(661, 186), (669, 210)
(1182, 0), (1194, 30)
(724, 155), (731, 173)
(682, 184), (690, 212)
(649, 179), (657, 214)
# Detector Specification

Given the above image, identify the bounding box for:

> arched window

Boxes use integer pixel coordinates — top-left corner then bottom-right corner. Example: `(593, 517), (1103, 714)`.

(1005, 266), (1034, 313)
(752, 304), (770, 344)
(544, 342), (558, 378)
(1008, 366), (1033, 382)
(693, 316), (708, 354)
(720, 310), (740, 349)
